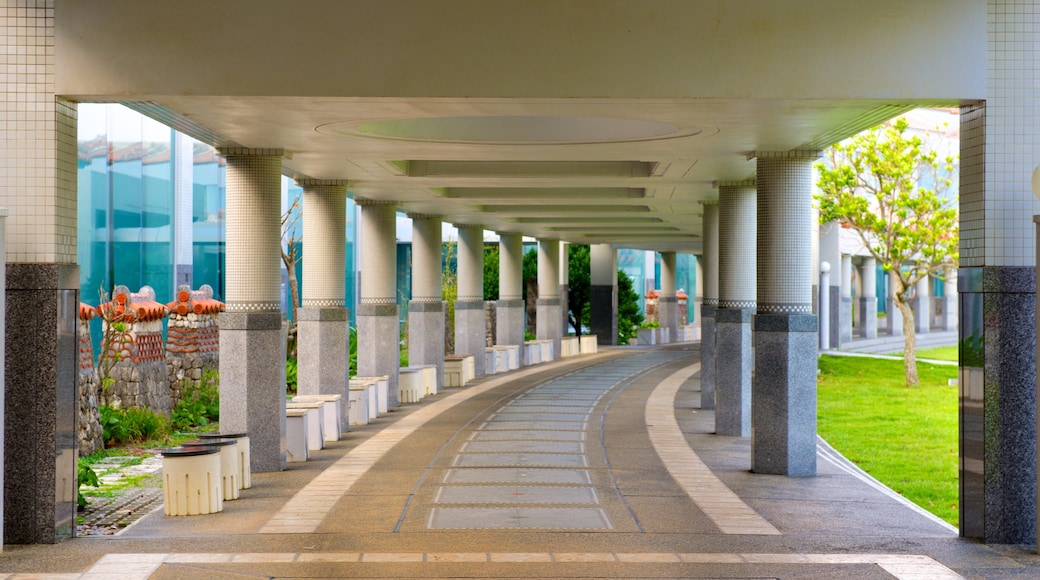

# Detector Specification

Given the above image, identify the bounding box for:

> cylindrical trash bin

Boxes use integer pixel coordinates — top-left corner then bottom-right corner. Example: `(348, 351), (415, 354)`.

(161, 445), (223, 516)
(184, 438), (239, 500)
(197, 432), (251, 489)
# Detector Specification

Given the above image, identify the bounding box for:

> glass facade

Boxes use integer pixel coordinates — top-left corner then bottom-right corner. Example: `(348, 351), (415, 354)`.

(77, 104), (361, 356)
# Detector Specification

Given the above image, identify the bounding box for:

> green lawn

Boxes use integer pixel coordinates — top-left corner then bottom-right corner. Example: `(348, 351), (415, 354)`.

(886, 345), (958, 362)
(817, 354), (959, 527)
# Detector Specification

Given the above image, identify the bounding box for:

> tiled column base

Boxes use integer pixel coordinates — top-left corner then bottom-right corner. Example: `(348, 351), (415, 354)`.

(496, 299), (525, 365)
(536, 298), (562, 359)
(589, 285), (617, 346)
(752, 313), (818, 476)
(559, 284), (570, 337)
(839, 295), (852, 344)
(454, 300), (486, 377)
(858, 297), (878, 338)
(699, 305), (717, 410)
(959, 266), (1035, 543)
(4, 264), (79, 543)
(715, 307), (752, 437)
(828, 286), (841, 347)
(298, 308), (349, 432)
(219, 312), (287, 473)
(358, 304), (401, 407)
(658, 296), (678, 344)
(409, 301), (445, 389)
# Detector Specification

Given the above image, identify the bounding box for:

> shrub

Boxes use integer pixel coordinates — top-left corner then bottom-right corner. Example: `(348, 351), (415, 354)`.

(286, 358), (298, 395)
(77, 460), (100, 509)
(100, 405), (170, 446)
(172, 370), (219, 430)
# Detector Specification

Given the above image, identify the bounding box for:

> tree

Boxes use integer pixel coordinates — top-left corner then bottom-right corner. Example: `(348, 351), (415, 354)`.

(566, 244), (591, 336)
(816, 116), (958, 387)
(281, 193), (302, 359)
(617, 269), (643, 344)
(483, 244), (499, 301)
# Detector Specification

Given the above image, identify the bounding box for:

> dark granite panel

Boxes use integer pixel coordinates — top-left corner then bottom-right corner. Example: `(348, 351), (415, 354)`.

(495, 299), (524, 309)
(716, 307), (754, 323)
(5, 269), (78, 543)
(536, 298), (561, 307)
(839, 296), (853, 343)
(658, 296), (678, 304)
(407, 300), (444, 313)
(700, 315), (716, 410)
(356, 303), (398, 317)
(701, 304), (717, 318)
(589, 285), (617, 347)
(219, 311), (283, 330)
(715, 317), (751, 437)
(298, 307), (348, 321)
(752, 326), (818, 476)
(454, 300), (485, 310)
(755, 313), (818, 332)
(828, 286), (840, 349)
(982, 266), (1035, 294)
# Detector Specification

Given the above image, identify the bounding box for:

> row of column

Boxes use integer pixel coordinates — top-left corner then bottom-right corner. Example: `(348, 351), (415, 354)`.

(215, 153), (606, 472)
(699, 153), (820, 476)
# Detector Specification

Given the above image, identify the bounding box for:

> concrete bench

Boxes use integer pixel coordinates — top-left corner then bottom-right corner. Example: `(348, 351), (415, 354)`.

(286, 401), (325, 451)
(484, 348), (499, 375)
(353, 375), (388, 415)
(444, 354), (473, 387)
(538, 339), (555, 362)
(579, 335), (598, 354)
(286, 408), (310, 462)
(524, 341), (542, 365)
(399, 367), (425, 403)
(347, 383), (370, 425)
(183, 438), (240, 501)
(197, 432), (251, 489)
(161, 445), (224, 516)
(291, 394), (343, 441)
(561, 336), (580, 358)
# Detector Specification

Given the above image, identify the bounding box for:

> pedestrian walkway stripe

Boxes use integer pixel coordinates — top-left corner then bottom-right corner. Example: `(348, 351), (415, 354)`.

(644, 363), (781, 535)
(65, 551), (963, 579)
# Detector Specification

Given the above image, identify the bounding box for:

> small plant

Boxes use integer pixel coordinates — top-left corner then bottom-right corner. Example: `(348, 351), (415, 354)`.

(77, 460), (100, 509)
(172, 371), (219, 430)
(100, 405), (170, 446)
(638, 320), (659, 330)
(524, 330), (536, 342)
(349, 326), (358, 376)
(285, 358), (298, 395)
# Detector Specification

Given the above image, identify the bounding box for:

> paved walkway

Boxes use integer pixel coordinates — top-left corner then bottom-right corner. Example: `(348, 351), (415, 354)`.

(1, 343), (1038, 578)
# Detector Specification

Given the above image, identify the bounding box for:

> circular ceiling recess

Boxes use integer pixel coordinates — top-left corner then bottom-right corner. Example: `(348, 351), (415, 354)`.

(316, 115), (701, 144)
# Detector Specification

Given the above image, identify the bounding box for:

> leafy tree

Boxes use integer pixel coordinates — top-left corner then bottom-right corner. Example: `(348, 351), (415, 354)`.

(617, 269), (643, 343)
(816, 116), (958, 387)
(483, 244), (499, 301)
(566, 244), (591, 336)
(522, 248), (538, 281)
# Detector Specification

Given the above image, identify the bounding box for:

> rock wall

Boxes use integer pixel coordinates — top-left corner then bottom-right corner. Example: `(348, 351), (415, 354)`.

(78, 304), (103, 456)
(97, 285), (172, 416)
(165, 284), (223, 402)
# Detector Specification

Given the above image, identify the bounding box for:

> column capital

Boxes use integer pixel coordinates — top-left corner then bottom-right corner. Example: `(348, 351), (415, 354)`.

(407, 212), (443, 221)
(453, 222), (485, 231)
(699, 199), (719, 207)
(354, 197), (397, 207)
(747, 150), (822, 161)
(713, 179), (756, 189)
(218, 147), (288, 158)
(295, 179), (349, 187)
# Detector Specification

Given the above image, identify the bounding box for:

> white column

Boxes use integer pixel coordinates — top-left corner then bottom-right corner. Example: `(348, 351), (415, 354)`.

(590, 243), (618, 346)
(297, 180), (349, 430)
(409, 215), (445, 388)
(887, 270), (904, 336)
(455, 225), (487, 375)
(700, 201), (719, 410)
(659, 251), (679, 343)
(356, 200), (401, 405)
(219, 148), (287, 473)
(859, 257), (878, 339)
(537, 238), (562, 357)
(751, 150), (820, 477)
(914, 273), (931, 334)
(496, 232), (525, 360)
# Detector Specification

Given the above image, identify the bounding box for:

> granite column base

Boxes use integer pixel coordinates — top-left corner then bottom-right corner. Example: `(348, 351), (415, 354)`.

(839, 295), (852, 344)
(959, 266), (1035, 544)
(699, 305), (717, 410)
(409, 301), (445, 388)
(659, 296), (679, 344)
(219, 311), (287, 473)
(715, 307), (752, 437)
(536, 298), (562, 359)
(454, 300), (487, 376)
(828, 286), (840, 347)
(752, 313), (818, 476)
(358, 304), (401, 407)
(496, 299), (525, 364)
(887, 298), (904, 336)
(589, 285), (617, 346)
(914, 296), (931, 334)
(941, 296), (958, 331)
(5, 264), (79, 544)
(297, 307), (349, 433)
(858, 296), (878, 338)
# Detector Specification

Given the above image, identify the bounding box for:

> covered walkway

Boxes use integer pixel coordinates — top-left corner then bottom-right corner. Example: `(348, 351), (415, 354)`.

(0, 345), (1035, 579)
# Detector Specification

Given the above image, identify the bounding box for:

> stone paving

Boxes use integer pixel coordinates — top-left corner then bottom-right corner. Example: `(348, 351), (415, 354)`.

(77, 455), (164, 536)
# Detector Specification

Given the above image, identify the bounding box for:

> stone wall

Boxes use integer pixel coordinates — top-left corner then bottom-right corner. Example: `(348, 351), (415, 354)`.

(78, 303), (103, 456)
(97, 285), (173, 416)
(645, 289), (659, 324)
(165, 284), (223, 402)
(485, 300), (496, 347)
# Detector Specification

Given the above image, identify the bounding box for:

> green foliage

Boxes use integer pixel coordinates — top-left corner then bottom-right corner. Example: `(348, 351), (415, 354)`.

(100, 405), (170, 447)
(566, 244), (591, 336)
(815, 116), (958, 387)
(483, 244), (500, 301)
(349, 326), (359, 376)
(77, 460), (100, 509)
(522, 248), (538, 281)
(443, 241), (458, 353)
(172, 370), (220, 430)
(817, 354), (958, 525)
(617, 269), (643, 343)
(285, 358), (298, 395)
(524, 330), (536, 342)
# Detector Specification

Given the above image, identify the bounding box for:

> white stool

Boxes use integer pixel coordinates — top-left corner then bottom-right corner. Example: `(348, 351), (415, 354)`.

(286, 409), (310, 462)
(184, 438), (239, 500)
(161, 446), (223, 515)
(292, 394), (343, 441)
(196, 432), (251, 489)
(286, 402), (324, 451)
(348, 384), (370, 426)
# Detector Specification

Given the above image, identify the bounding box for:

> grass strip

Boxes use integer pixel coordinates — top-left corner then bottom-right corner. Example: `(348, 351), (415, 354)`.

(817, 354), (958, 527)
